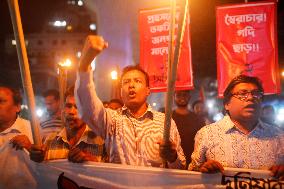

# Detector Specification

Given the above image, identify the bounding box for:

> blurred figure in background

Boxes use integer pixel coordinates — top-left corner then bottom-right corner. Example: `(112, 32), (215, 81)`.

(108, 99), (123, 110)
(40, 89), (62, 139)
(102, 101), (109, 108)
(192, 100), (212, 125)
(260, 105), (277, 126)
(172, 90), (205, 168)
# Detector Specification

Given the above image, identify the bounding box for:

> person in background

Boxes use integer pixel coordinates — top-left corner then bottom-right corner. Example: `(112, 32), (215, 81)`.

(260, 104), (277, 126)
(192, 100), (212, 125)
(108, 98), (123, 110)
(172, 90), (205, 168)
(102, 101), (109, 108)
(189, 75), (284, 180)
(40, 89), (63, 139)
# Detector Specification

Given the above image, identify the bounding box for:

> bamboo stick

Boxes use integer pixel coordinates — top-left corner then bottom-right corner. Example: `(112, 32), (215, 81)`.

(7, 0), (42, 145)
(163, 0), (189, 144)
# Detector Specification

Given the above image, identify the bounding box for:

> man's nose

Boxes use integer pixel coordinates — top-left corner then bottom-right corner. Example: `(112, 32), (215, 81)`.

(69, 106), (77, 114)
(246, 92), (257, 101)
(129, 80), (135, 88)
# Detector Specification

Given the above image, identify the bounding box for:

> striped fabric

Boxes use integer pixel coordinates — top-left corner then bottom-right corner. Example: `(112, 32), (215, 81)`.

(75, 71), (186, 169)
(44, 126), (107, 162)
(40, 116), (63, 139)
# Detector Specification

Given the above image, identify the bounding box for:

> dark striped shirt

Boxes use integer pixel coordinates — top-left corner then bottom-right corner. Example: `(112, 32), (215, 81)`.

(44, 126), (107, 162)
(40, 116), (63, 139)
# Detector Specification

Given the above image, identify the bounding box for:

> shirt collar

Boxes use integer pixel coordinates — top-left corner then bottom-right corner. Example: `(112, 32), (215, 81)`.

(1, 116), (21, 135)
(222, 115), (236, 132)
(223, 115), (265, 134)
(55, 125), (91, 145)
(122, 104), (154, 119)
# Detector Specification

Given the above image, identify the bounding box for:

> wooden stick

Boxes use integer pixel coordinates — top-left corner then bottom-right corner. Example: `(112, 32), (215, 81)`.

(163, 0), (189, 144)
(7, 0), (42, 145)
(163, 0), (176, 144)
(58, 67), (67, 127)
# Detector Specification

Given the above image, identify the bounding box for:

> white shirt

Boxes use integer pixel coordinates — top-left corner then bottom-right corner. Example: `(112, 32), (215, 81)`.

(75, 71), (186, 169)
(0, 117), (34, 146)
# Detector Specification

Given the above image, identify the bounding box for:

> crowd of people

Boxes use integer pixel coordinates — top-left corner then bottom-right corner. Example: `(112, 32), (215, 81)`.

(0, 35), (283, 184)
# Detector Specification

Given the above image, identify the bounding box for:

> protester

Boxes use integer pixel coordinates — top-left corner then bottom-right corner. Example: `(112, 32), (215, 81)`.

(40, 89), (63, 139)
(192, 100), (212, 125)
(189, 75), (284, 179)
(260, 104), (277, 126)
(172, 90), (205, 168)
(102, 101), (109, 108)
(75, 35), (185, 169)
(30, 87), (107, 163)
(108, 98), (123, 110)
(0, 85), (33, 150)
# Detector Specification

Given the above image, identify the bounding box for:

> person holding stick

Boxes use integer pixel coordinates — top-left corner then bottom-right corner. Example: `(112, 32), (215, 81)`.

(75, 35), (185, 169)
(0, 85), (33, 151)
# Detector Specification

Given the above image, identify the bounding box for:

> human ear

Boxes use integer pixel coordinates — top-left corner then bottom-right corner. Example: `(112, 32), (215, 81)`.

(146, 87), (150, 96)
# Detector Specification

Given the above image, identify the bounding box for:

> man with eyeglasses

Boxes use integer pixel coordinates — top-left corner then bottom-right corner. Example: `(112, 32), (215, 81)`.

(189, 75), (284, 180)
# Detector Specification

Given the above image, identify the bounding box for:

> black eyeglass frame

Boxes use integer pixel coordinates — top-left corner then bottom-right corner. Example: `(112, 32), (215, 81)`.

(231, 90), (264, 101)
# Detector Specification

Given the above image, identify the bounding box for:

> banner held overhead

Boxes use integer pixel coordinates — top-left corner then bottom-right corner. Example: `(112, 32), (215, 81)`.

(216, 1), (280, 97)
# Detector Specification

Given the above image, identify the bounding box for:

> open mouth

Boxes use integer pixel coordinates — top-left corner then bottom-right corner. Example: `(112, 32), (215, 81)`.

(244, 104), (258, 111)
(128, 91), (136, 98)
(66, 117), (76, 124)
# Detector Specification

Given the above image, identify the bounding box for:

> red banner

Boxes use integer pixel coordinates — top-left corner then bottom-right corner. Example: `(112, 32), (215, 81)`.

(216, 1), (279, 97)
(139, 7), (193, 92)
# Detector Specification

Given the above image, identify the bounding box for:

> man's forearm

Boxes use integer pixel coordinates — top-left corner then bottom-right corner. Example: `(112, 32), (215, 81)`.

(75, 71), (108, 137)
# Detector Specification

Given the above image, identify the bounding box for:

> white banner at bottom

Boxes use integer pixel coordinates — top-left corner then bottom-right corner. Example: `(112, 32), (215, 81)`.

(0, 143), (275, 189)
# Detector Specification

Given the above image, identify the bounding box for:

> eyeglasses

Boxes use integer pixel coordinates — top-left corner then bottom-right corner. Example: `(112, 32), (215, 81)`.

(231, 90), (263, 101)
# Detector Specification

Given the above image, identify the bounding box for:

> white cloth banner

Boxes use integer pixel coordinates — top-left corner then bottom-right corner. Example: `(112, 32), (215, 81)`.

(0, 143), (273, 189)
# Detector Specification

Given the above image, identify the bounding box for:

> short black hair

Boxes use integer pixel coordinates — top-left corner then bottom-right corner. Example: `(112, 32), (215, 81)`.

(175, 90), (190, 94)
(102, 101), (109, 105)
(223, 75), (264, 105)
(261, 104), (274, 111)
(192, 100), (204, 109)
(109, 98), (123, 106)
(43, 89), (60, 101)
(0, 85), (22, 105)
(121, 65), (150, 87)
(64, 86), (74, 101)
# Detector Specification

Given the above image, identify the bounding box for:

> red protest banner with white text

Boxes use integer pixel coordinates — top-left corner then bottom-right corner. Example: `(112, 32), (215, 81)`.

(139, 7), (193, 92)
(216, 1), (279, 97)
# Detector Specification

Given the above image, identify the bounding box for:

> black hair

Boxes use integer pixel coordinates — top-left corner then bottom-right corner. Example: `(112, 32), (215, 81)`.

(175, 90), (191, 94)
(192, 100), (204, 109)
(0, 85), (22, 105)
(121, 65), (150, 87)
(109, 98), (123, 106)
(64, 86), (75, 101)
(261, 104), (275, 111)
(223, 75), (264, 105)
(43, 89), (60, 101)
